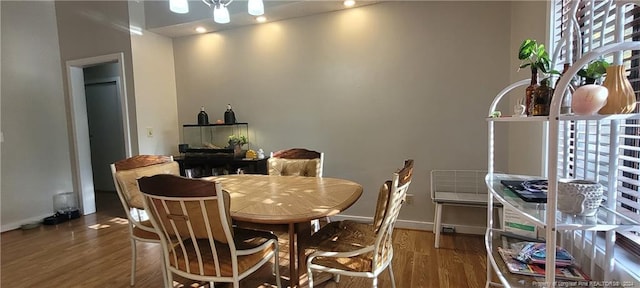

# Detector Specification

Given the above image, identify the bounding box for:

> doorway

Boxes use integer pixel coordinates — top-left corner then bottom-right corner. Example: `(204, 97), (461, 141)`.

(66, 53), (132, 215)
(84, 79), (126, 213)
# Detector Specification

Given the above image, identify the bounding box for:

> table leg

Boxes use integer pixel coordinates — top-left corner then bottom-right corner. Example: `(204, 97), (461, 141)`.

(288, 223), (298, 287)
(296, 222), (312, 287)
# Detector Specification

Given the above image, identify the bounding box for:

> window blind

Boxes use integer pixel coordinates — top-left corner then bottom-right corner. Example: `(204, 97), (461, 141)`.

(552, 0), (640, 253)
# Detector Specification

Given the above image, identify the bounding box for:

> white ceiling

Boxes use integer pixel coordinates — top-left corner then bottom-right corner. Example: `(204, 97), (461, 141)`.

(145, 0), (380, 38)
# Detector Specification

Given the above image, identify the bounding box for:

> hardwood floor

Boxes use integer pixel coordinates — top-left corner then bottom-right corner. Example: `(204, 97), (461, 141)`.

(1, 192), (487, 287)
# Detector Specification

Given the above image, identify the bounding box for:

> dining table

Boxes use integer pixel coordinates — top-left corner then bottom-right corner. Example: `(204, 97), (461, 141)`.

(203, 174), (363, 287)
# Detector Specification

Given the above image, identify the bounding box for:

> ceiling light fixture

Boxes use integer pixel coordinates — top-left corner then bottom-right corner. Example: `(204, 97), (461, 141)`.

(169, 0), (189, 13)
(211, 2), (231, 24)
(170, 0), (265, 24)
(247, 0), (264, 16)
(343, 0), (356, 7)
(256, 16), (267, 23)
(195, 27), (207, 33)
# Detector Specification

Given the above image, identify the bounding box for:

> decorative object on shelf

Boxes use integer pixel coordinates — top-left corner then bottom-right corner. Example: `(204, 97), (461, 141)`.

(532, 78), (554, 116)
(228, 135), (247, 147)
(571, 84), (608, 115)
(577, 59), (609, 85)
(197, 106), (209, 125)
(599, 65), (637, 114)
(245, 149), (257, 159)
(525, 69), (539, 116)
(228, 134), (247, 158)
(518, 39), (554, 116)
(224, 104), (237, 124)
(489, 111), (502, 118)
(513, 97), (526, 117)
(257, 148), (265, 159)
(559, 63), (577, 114)
(215, 119), (224, 124)
(558, 179), (603, 217)
(169, 0), (265, 24)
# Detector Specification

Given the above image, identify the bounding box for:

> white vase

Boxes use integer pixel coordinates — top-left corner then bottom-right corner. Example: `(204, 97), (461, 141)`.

(558, 179), (603, 216)
(571, 84), (608, 115)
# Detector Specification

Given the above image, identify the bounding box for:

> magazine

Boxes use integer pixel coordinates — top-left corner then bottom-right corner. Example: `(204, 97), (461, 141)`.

(497, 247), (591, 281)
(512, 242), (575, 267)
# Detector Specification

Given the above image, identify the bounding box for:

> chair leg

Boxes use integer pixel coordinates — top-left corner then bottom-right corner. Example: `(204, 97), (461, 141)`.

(160, 253), (168, 288)
(434, 203), (443, 248)
(372, 277), (378, 288)
(273, 245), (282, 288)
(307, 258), (314, 288)
(166, 270), (174, 288)
(388, 263), (397, 288)
(130, 238), (137, 286)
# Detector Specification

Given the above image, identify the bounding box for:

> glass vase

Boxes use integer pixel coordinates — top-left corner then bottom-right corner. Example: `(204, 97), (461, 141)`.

(532, 80), (553, 116)
(525, 68), (539, 116)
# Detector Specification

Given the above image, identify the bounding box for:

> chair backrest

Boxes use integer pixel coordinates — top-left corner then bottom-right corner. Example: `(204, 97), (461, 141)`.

(138, 174), (236, 276)
(372, 159), (414, 270)
(110, 155), (179, 225)
(372, 180), (393, 233)
(268, 148), (324, 177)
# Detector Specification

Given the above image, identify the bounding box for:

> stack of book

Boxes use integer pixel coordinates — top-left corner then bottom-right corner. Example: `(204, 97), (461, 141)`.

(498, 241), (590, 281)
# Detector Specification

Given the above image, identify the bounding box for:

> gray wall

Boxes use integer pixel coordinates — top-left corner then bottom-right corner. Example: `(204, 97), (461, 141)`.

(508, 1), (549, 177)
(173, 1), (512, 224)
(129, 0), (180, 156)
(1, 1), (73, 229)
(54, 0), (139, 155)
(0, 0), (548, 231)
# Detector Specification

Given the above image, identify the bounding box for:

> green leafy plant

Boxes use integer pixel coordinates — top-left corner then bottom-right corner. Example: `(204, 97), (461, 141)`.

(518, 39), (553, 73)
(228, 135), (247, 147)
(577, 59), (610, 82)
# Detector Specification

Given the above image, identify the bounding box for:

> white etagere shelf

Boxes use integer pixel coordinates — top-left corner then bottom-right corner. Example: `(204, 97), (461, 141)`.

(485, 32), (640, 288)
(487, 173), (640, 232)
(486, 113), (640, 122)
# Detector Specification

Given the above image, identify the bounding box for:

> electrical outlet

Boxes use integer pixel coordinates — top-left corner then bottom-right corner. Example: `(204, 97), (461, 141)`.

(405, 194), (414, 204)
(442, 226), (456, 233)
(146, 127), (154, 138)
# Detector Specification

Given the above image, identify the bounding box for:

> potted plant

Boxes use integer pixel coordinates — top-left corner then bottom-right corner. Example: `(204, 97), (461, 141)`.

(228, 135), (248, 158)
(518, 39), (553, 74)
(577, 59), (609, 84)
(228, 135), (247, 148)
(518, 39), (555, 115)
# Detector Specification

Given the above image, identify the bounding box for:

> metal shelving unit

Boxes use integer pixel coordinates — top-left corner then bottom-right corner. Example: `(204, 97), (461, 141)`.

(485, 41), (640, 287)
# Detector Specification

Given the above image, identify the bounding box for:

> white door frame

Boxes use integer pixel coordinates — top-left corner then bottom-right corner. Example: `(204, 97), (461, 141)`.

(66, 53), (132, 215)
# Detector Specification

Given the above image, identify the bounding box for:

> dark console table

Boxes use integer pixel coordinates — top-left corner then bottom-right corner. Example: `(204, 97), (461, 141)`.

(174, 155), (269, 177)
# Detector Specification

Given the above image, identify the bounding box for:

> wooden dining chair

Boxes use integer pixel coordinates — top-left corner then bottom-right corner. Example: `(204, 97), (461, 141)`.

(268, 148), (324, 177)
(268, 148), (325, 231)
(138, 174), (282, 288)
(305, 159), (414, 288)
(110, 155), (179, 286)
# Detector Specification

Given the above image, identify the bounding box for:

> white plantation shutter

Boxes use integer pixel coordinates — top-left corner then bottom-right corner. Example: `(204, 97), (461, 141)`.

(552, 0), (640, 253)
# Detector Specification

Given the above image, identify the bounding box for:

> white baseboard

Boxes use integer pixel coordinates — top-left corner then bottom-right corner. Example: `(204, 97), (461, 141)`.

(329, 214), (486, 235)
(1, 213), (51, 232)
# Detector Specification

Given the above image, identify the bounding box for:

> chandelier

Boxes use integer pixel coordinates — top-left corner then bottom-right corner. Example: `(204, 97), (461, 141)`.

(169, 0), (265, 24)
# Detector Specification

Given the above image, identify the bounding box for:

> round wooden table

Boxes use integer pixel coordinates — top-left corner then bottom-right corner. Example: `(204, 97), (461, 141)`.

(204, 174), (363, 287)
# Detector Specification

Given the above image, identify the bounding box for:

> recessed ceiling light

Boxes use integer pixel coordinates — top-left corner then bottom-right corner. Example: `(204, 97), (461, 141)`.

(195, 27), (207, 33)
(256, 16), (267, 23)
(343, 0), (355, 7)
